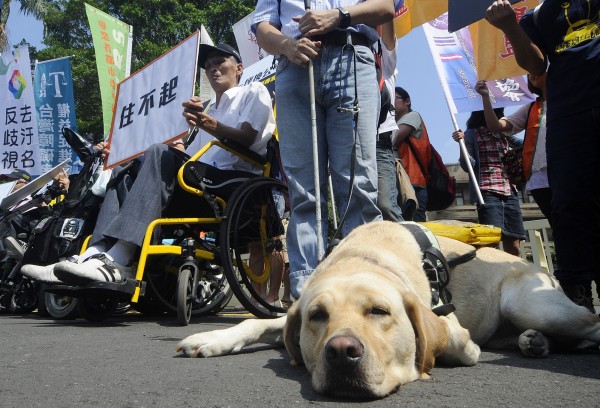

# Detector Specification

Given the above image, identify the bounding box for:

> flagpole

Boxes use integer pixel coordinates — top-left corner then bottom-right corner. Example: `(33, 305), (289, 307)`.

(421, 24), (485, 206)
(448, 111), (484, 205)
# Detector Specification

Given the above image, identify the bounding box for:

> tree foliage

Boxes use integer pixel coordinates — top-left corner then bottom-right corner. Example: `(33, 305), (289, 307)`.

(31, 0), (256, 138)
(1, 0), (49, 50)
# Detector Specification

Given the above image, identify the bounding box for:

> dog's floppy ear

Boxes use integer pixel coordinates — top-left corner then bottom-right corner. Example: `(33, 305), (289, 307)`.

(284, 303), (304, 366)
(403, 291), (449, 379)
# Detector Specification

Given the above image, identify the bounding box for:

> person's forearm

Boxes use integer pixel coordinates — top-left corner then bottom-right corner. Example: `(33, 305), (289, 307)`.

(481, 94), (504, 133)
(345, 0), (395, 27)
(256, 22), (294, 57)
(502, 24), (546, 75)
(205, 121), (257, 148)
(380, 19), (396, 50)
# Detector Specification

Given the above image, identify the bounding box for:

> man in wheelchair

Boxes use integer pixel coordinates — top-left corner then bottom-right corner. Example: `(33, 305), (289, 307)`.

(21, 43), (276, 286)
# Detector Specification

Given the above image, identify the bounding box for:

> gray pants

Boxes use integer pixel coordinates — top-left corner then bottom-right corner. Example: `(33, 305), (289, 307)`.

(90, 143), (188, 248)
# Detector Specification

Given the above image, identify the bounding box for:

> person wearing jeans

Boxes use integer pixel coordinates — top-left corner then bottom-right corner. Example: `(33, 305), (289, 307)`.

(253, 0), (397, 299)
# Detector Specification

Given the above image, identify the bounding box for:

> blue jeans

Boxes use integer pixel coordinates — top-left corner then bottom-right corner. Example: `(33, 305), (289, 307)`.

(476, 191), (525, 240)
(546, 108), (600, 286)
(376, 147), (403, 222)
(412, 186), (428, 222)
(276, 46), (382, 299)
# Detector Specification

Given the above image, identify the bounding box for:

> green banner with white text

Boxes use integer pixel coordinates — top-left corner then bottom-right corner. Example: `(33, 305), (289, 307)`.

(85, 3), (132, 139)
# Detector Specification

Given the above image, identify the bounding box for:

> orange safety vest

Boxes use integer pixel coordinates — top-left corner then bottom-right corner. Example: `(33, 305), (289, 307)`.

(522, 98), (543, 181)
(397, 115), (432, 188)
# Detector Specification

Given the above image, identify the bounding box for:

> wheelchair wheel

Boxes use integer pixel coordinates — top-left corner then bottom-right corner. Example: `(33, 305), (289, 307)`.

(9, 279), (38, 314)
(76, 296), (119, 322)
(145, 255), (232, 318)
(220, 177), (289, 318)
(44, 292), (79, 320)
(177, 266), (194, 326)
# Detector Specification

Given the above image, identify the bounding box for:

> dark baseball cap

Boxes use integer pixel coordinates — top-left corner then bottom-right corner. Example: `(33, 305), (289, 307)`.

(0, 169), (31, 183)
(198, 43), (242, 69)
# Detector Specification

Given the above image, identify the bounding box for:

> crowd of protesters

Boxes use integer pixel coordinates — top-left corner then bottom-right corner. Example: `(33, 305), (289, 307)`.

(1, 0), (598, 315)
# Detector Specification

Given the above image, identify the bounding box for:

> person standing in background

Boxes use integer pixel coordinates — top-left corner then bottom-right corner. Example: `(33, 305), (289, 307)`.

(452, 109), (526, 257)
(375, 20), (402, 222)
(474, 76), (552, 225)
(394, 86), (432, 222)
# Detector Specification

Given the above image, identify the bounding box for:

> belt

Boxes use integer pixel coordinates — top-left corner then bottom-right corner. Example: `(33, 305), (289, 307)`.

(312, 31), (370, 48)
(377, 131), (393, 149)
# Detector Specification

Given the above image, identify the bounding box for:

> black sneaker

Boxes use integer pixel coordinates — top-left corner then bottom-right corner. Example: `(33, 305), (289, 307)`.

(561, 282), (595, 313)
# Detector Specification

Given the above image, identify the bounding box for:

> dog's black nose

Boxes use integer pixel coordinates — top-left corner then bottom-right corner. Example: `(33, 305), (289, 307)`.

(325, 335), (364, 367)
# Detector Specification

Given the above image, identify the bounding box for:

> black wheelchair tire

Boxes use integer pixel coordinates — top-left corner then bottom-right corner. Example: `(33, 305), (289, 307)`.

(177, 267), (193, 326)
(220, 177), (288, 318)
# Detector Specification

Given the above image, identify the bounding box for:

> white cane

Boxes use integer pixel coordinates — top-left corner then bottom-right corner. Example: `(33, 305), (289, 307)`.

(305, 0), (324, 260)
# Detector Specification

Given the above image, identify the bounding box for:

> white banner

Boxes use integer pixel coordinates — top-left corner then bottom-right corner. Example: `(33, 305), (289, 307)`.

(233, 12), (270, 66)
(239, 55), (276, 95)
(422, 14), (535, 114)
(0, 45), (42, 176)
(198, 25), (216, 103)
(105, 32), (200, 168)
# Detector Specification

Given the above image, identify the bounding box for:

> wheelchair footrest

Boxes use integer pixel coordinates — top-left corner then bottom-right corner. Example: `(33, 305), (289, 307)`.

(43, 279), (145, 300)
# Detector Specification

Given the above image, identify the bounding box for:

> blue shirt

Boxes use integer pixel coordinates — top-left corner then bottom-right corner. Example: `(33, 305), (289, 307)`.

(252, 0), (402, 44)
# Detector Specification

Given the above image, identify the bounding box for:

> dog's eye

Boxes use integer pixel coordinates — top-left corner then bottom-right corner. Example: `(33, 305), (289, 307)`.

(308, 308), (328, 322)
(368, 307), (390, 316)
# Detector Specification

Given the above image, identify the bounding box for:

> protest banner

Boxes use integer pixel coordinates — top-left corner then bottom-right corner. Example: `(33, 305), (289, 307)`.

(470, 0), (539, 80)
(198, 25), (216, 104)
(34, 56), (80, 173)
(422, 13), (535, 115)
(0, 45), (42, 176)
(85, 3), (133, 139)
(105, 31), (200, 169)
(394, 0), (447, 38)
(239, 54), (276, 95)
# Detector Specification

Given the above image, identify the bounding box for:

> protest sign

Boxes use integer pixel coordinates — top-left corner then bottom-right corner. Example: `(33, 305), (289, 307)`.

(34, 56), (80, 173)
(105, 31), (200, 169)
(0, 45), (42, 176)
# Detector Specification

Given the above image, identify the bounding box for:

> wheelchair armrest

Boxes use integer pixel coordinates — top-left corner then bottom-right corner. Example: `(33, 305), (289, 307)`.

(220, 138), (268, 166)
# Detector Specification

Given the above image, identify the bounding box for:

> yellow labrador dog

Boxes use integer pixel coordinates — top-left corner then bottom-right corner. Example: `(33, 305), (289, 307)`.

(177, 221), (600, 398)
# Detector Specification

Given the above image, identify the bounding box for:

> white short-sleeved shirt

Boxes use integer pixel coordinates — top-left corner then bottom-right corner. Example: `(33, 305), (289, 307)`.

(377, 40), (399, 138)
(186, 82), (276, 174)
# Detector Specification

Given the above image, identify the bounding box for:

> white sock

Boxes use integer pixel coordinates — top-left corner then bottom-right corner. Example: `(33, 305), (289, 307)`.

(79, 243), (107, 262)
(106, 240), (136, 266)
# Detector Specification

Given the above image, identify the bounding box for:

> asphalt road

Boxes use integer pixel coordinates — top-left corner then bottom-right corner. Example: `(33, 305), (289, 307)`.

(1, 307), (598, 408)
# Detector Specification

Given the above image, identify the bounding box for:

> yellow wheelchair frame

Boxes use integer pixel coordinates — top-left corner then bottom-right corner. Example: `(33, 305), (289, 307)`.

(48, 138), (289, 324)
(121, 139), (288, 324)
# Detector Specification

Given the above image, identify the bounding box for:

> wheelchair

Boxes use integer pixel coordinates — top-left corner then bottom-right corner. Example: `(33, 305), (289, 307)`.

(45, 137), (289, 324)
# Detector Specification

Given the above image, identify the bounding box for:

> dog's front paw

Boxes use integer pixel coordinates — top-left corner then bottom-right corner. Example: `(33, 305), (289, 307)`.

(518, 329), (549, 358)
(176, 330), (240, 358)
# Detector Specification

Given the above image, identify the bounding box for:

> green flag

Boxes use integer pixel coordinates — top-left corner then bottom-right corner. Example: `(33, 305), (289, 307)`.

(85, 3), (132, 139)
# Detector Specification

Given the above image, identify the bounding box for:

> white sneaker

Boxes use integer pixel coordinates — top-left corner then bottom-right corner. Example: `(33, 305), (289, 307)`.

(21, 263), (61, 283)
(54, 253), (134, 286)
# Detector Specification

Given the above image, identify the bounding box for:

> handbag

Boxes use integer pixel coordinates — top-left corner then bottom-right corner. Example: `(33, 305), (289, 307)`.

(502, 145), (525, 189)
(395, 158), (417, 221)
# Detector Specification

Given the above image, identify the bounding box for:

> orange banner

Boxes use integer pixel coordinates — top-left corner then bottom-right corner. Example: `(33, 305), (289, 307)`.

(394, 0), (447, 38)
(470, 0), (540, 80)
